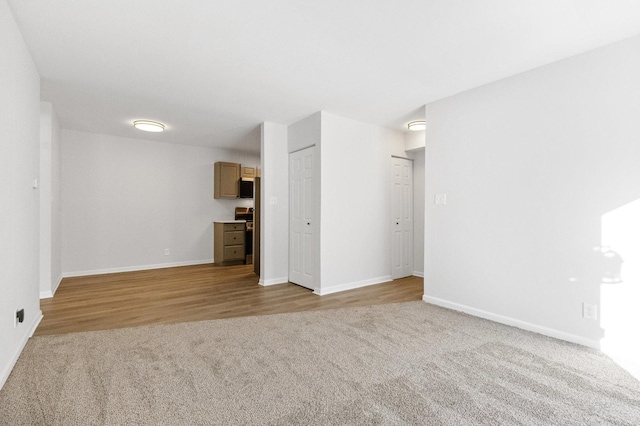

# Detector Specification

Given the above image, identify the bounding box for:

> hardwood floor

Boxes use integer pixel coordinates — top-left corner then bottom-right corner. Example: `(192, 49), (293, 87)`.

(36, 264), (424, 336)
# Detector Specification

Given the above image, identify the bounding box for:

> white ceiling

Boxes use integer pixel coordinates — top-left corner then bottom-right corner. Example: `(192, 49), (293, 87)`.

(8, 0), (640, 154)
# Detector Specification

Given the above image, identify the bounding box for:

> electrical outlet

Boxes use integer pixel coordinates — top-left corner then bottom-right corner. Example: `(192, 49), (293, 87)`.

(582, 303), (597, 320)
(435, 194), (447, 205)
(14, 309), (24, 327)
(164, 249), (170, 256)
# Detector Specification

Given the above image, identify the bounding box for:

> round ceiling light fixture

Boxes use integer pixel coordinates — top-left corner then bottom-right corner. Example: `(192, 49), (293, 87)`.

(133, 120), (165, 132)
(407, 120), (426, 131)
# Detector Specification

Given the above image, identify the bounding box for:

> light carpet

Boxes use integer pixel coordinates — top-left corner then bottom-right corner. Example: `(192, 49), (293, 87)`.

(1, 301), (639, 425)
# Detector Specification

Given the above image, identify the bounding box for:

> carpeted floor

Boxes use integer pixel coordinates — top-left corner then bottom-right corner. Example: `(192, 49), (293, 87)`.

(1, 301), (639, 425)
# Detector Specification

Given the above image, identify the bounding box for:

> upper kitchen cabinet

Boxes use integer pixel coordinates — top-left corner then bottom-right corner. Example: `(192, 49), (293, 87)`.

(241, 166), (256, 179)
(214, 162), (240, 199)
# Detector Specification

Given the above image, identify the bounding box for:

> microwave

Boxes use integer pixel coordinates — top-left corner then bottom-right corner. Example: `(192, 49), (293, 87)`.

(239, 178), (254, 198)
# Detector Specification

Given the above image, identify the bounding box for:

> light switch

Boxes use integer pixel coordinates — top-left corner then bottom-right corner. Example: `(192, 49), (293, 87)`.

(435, 194), (446, 205)
(32, 178), (38, 189)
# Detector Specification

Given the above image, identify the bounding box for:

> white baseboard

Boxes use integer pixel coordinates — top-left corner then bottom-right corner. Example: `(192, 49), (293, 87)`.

(422, 295), (600, 350)
(28, 311), (43, 338)
(62, 259), (213, 279)
(315, 275), (392, 296)
(39, 275), (64, 299)
(413, 271), (424, 278)
(259, 277), (289, 286)
(52, 274), (63, 296)
(0, 310), (42, 391)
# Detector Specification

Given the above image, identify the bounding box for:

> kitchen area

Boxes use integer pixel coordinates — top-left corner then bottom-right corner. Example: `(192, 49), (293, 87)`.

(213, 162), (261, 275)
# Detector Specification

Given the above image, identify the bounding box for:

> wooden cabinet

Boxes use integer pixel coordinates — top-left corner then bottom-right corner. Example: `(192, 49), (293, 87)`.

(253, 177), (261, 276)
(214, 162), (240, 199)
(241, 166), (256, 179)
(214, 222), (245, 265)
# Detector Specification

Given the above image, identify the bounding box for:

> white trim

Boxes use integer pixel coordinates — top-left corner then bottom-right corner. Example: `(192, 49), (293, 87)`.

(315, 275), (392, 296)
(0, 310), (42, 391)
(52, 274), (63, 296)
(28, 311), (43, 338)
(62, 259), (212, 279)
(259, 277), (289, 286)
(39, 275), (64, 299)
(422, 295), (600, 350)
(413, 271), (424, 278)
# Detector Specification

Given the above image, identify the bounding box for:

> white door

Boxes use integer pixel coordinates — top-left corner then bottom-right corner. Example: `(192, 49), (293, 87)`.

(391, 157), (413, 279)
(289, 146), (315, 289)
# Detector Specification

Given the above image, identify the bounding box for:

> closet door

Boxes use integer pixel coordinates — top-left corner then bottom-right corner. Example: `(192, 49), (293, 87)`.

(391, 157), (413, 279)
(289, 146), (316, 289)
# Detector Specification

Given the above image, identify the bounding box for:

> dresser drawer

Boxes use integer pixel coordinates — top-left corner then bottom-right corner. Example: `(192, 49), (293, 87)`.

(224, 231), (244, 245)
(224, 245), (245, 260)
(224, 223), (245, 232)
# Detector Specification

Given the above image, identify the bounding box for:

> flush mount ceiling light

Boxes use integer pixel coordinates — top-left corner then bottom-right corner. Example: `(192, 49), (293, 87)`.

(133, 120), (165, 132)
(407, 120), (426, 131)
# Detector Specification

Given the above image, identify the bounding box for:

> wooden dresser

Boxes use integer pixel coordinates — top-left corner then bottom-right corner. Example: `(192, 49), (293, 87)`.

(213, 221), (246, 265)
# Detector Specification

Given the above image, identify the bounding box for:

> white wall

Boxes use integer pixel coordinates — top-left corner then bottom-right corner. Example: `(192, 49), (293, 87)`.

(405, 128), (426, 151)
(40, 102), (62, 297)
(423, 34), (640, 349)
(61, 130), (259, 276)
(288, 112), (321, 153)
(0, 0), (42, 389)
(318, 112), (407, 294)
(260, 122), (289, 285)
(285, 111), (415, 294)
